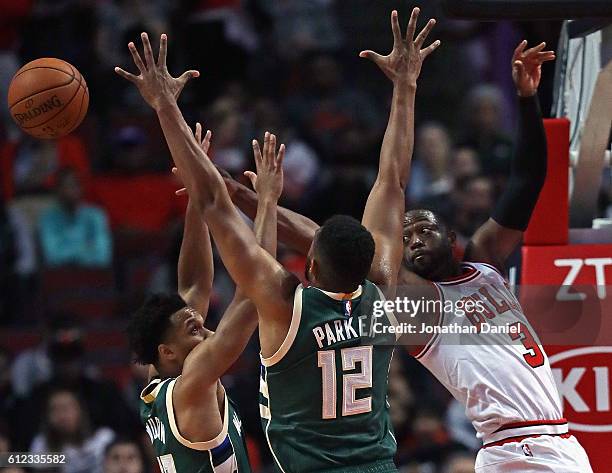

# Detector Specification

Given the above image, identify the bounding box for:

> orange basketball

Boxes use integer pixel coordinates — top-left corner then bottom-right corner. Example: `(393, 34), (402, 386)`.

(8, 58), (89, 139)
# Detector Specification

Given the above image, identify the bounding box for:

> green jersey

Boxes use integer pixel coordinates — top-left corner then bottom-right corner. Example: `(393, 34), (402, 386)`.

(140, 377), (251, 473)
(259, 281), (398, 473)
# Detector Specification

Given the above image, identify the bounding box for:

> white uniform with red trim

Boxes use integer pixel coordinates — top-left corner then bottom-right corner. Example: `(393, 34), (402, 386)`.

(414, 262), (593, 472)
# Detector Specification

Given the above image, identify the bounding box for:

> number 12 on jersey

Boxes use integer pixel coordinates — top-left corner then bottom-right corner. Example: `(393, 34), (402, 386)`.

(317, 346), (373, 419)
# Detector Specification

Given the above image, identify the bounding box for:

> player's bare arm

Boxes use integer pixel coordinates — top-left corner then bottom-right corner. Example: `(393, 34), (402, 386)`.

(360, 8), (440, 296)
(466, 41), (555, 269)
(172, 128), (283, 439)
(229, 176), (319, 256)
(115, 33), (298, 326)
(243, 132), (294, 356)
(177, 165), (319, 255)
(175, 124), (214, 317)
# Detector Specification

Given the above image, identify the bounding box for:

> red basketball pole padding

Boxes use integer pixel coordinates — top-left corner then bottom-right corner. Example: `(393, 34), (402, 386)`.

(523, 118), (570, 246)
(521, 118), (612, 472)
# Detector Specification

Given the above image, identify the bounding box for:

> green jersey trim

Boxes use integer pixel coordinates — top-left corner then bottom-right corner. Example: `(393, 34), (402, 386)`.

(141, 377), (165, 404)
(261, 284), (304, 367)
(312, 285), (363, 300)
(165, 378), (230, 451)
(262, 367), (288, 473)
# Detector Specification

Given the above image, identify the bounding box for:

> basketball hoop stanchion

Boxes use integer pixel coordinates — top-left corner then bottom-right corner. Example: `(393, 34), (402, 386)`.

(524, 119), (570, 246)
(521, 119), (612, 472)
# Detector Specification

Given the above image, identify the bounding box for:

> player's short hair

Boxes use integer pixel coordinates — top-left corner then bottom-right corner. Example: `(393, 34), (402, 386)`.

(127, 293), (186, 366)
(315, 215), (375, 290)
(404, 209), (450, 234)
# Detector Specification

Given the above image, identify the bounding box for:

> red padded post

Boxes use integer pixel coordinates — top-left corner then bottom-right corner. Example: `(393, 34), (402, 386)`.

(523, 118), (570, 245)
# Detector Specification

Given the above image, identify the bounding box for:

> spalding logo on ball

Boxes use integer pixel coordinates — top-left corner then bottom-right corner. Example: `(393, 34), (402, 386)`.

(8, 58), (89, 139)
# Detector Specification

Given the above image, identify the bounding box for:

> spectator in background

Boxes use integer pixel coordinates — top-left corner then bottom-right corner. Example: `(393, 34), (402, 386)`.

(179, 0), (258, 105)
(442, 452), (476, 473)
(398, 408), (466, 472)
(452, 147), (481, 181)
(12, 316), (139, 450)
(89, 126), (185, 305)
(0, 0), (33, 141)
(103, 438), (145, 473)
(445, 399), (479, 453)
(95, 0), (171, 113)
(458, 84), (513, 177)
(206, 96), (248, 175)
(4, 135), (90, 198)
(39, 167), (112, 268)
(0, 187), (36, 323)
(257, 0), (342, 61)
(286, 53), (382, 162)
(19, 0), (96, 85)
(0, 348), (18, 439)
(121, 363), (150, 416)
(30, 388), (115, 473)
(452, 174), (495, 247)
(89, 126), (185, 235)
(408, 122), (453, 205)
(10, 313), (82, 398)
(0, 423), (25, 473)
(95, 0), (169, 72)
(251, 98), (321, 214)
(387, 357), (414, 447)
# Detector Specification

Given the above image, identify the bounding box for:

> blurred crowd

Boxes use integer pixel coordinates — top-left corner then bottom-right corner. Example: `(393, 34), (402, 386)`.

(0, 1), (599, 473)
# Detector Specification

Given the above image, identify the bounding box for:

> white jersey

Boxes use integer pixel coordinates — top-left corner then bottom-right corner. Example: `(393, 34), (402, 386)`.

(414, 262), (566, 446)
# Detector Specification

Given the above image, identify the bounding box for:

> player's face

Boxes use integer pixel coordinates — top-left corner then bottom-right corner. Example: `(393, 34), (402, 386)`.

(104, 443), (144, 473)
(164, 307), (212, 367)
(403, 218), (454, 279)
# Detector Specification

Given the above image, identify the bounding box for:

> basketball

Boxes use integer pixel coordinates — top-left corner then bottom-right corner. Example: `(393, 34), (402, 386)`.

(7, 57), (89, 139)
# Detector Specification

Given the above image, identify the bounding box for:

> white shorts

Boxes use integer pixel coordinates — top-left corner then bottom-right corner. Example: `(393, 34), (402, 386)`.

(475, 435), (593, 472)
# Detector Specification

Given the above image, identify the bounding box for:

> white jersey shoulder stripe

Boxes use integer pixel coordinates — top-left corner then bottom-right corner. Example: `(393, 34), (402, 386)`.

(437, 265), (481, 286)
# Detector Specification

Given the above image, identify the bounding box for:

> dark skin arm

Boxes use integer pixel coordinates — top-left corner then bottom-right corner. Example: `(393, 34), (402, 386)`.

(170, 125), (283, 437)
(176, 127), (214, 316)
(360, 8), (440, 297)
(229, 178), (318, 256)
(466, 41), (555, 269)
(178, 170), (318, 256)
(242, 133), (291, 357)
(115, 32), (298, 356)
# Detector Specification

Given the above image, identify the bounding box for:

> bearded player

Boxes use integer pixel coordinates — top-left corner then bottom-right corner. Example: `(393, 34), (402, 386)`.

(127, 123), (285, 473)
(213, 41), (593, 473)
(398, 41), (593, 472)
(116, 8), (438, 472)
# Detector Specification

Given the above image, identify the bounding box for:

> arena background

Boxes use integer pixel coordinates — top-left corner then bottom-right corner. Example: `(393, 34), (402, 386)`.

(0, 1), (610, 473)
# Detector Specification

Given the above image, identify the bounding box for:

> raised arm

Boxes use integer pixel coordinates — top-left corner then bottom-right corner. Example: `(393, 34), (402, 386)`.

(178, 170), (319, 256)
(228, 177), (318, 255)
(359, 8), (439, 295)
(174, 131), (284, 407)
(115, 33), (297, 322)
(466, 41), (555, 269)
(175, 126), (214, 316)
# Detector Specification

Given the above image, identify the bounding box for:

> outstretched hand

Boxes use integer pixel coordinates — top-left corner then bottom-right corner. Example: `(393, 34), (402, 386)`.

(359, 8), (440, 86)
(512, 40), (555, 97)
(245, 132), (285, 202)
(115, 33), (199, 110)
(174, 123), (212, 196)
